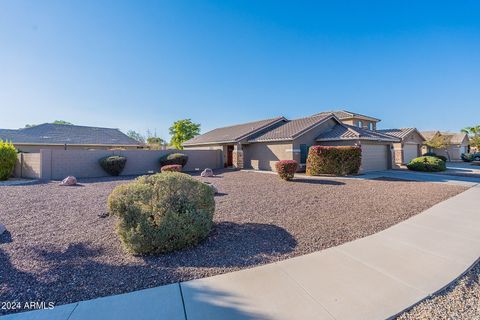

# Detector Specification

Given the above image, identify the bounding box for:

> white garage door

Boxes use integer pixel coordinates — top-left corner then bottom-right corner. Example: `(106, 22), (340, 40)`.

(403, 144), (419, 164)
(361, 144), (388, 172)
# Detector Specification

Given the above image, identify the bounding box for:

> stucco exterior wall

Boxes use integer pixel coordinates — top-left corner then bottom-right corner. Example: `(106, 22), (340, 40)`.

(341, 118), (377, 130)
(14, 149), (223, 180)
(183, 144), (227, 166)
(291, 118), (338, 163)
(243, 142), (293, 171)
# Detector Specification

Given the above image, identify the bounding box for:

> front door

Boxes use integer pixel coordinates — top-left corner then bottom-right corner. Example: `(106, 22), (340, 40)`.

(226, 145), (234, 167)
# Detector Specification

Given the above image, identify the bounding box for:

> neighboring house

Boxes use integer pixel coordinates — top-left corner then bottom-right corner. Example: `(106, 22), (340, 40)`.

(184, 112), (400, 173)
(377, 128), (425, 165)
(420, 131), (469, 161)
(0, 123), (142, 152)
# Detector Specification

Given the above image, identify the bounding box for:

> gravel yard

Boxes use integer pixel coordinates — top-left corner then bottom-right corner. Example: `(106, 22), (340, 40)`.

(397, 260), (480, 319)
(0, 170), (467, 314)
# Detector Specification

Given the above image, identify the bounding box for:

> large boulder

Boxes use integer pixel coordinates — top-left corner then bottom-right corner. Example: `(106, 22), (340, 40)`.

(59, 176), (77, 186)
(201, 168), (214, 177)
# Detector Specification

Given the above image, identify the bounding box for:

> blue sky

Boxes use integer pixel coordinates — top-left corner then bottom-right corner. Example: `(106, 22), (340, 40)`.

(1, 1), (479, 139)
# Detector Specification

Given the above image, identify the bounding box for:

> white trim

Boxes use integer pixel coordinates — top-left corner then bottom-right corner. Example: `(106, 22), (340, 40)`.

(286, 149), (301, 153)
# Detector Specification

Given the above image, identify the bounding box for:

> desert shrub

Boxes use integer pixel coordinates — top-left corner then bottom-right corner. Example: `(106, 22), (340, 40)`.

(306, 146), (361, 176)
(423, 152), (447, 162)
(159, 153), (188, 167)
(461, 153), (473, 162)
(99, 155), (127, 176)
(407, 156), (446, 172)
(161, 164), (182, 172)
(0, 140), (17, 181)
(275, 160), (298, 181)
(108, 172), (215, 255)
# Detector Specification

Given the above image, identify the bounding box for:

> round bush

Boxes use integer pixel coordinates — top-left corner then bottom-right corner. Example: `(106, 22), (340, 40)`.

(423, 152), (447, 162)
(108, 172), (215, 255)
(407, 156), (446, 172)
(275, 160), (298, 181)
(161, 164), (182, 172)
(159, 153), (188, 167)
(99, 155), (127, 176)
(0, 140), (17, 181)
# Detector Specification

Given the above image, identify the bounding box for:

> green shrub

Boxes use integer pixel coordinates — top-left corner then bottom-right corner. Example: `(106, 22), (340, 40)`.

(99, 156), (127, 176)
(306, 146), (361, 176)
(275, 160), (298, 181)
(0, 140), (17, 181)
(107, 172), (215, 255)
(161, 164), (182, 172)
(407, 156), (446, 172)
(423, 152), (447, 162)
(159, 153), (188, 167)
(461, 153), (473, 162)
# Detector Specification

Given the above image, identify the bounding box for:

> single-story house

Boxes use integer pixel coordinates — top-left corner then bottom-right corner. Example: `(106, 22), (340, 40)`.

(377, 128), (425, 165)
(421, 131), (469, 160)
(0, 123), (142, 152)
(183, 112), (400, 173)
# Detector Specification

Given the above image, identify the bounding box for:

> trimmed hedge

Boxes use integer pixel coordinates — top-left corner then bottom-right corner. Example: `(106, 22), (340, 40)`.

(423, 152), (447, 162)
(275, 160), (298, 181)
(161, 164), (182, 172)
(108, 172), (215, 255)
(99, 156), (127, 176)
(407, 156), (446, 172)
(0, 140), (17, 181)
(306, 146), (361, 176)
(159, 153), (188, 167)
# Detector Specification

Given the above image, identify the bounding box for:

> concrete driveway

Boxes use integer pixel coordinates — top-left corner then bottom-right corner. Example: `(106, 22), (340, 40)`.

(446, 161), (480, 176)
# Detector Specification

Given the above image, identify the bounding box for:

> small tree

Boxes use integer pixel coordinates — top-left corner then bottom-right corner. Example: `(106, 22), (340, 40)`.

(462, 125), (480, 152)
(425, 134), (452, 161)
(126, 130), (145, 144)
(169, 119), (200, 150)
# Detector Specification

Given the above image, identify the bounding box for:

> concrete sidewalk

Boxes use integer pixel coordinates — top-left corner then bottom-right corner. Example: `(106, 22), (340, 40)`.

(3, 185), (479, 320)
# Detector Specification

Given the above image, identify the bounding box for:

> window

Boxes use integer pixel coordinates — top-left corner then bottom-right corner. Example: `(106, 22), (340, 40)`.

(356, 120), (362, 127)
(368, 122), (373, 130)
(300, 144), (310, 164)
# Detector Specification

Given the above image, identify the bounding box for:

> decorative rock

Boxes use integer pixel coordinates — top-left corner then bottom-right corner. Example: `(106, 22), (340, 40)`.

(203, 181), (218, 194)
(59, 176), (77, 186)
(0, 223), (6, 235)
(201, 168), (214, 177)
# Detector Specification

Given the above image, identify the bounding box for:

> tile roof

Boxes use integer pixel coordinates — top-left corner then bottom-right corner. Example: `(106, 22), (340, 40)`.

(248, 114), (333, 142)
(316, 124), (400, 142)
(314, 110), (381, 122)
(0, 123), (141, 146)
(182, 117), (286, 146)
(420, 131), (440, 141)
(441, 132), (469, 145)
(377, 128), (423, 140)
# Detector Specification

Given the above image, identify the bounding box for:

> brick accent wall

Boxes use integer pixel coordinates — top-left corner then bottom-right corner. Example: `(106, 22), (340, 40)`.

(232, 149), (244, 169)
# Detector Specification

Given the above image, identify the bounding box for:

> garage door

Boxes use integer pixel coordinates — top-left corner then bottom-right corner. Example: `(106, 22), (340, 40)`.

(403, 144), (419, 164)
(361, 144), (388, 172)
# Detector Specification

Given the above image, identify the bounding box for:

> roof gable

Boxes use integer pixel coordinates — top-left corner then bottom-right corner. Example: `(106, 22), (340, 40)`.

(377, 128), (425, 141)
(248, 114), (337, 142)
(182, 117), (287, 146)
(316, 123), (400, 142)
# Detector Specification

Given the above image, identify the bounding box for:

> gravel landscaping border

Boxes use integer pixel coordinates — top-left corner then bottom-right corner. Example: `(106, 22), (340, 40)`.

(0, 170), (468, 315)
(397, 259), (480, 319)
